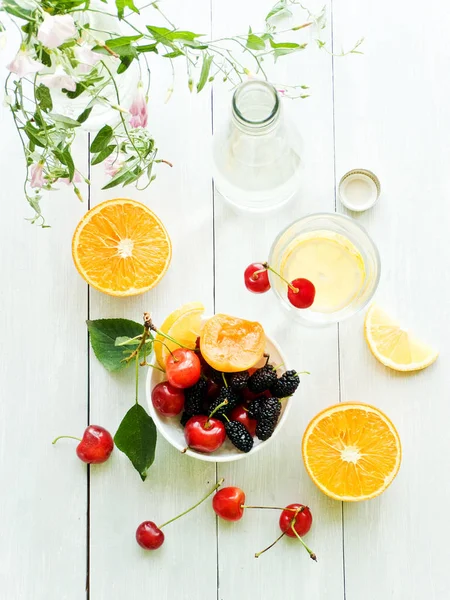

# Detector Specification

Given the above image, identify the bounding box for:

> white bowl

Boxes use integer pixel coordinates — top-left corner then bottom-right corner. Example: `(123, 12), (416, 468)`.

(146, 324), (293, 462)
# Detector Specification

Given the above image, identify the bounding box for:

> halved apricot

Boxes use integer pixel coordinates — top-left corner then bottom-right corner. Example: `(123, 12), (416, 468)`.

(200, 314), (266, 373)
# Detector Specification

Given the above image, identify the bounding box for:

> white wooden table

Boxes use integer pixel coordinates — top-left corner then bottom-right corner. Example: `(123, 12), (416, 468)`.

(1, 1), (449, 598)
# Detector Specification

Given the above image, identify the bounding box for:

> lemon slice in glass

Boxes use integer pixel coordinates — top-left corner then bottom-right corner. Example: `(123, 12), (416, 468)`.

(364, 305), (438, 371)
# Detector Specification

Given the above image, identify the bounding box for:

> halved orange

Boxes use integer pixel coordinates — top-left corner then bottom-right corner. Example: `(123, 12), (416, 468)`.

(200, 314), (265, 373)
(72, 198), (171, 296)
(302, 403), (401, 502)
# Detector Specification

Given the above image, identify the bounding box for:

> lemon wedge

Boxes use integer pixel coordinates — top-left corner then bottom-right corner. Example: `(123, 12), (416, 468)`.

(364, 305), (438, 371)
(154, 302), (204, 369)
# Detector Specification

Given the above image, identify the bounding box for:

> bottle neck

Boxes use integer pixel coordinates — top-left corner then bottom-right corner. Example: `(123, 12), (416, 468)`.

(231, 80), (280, 134)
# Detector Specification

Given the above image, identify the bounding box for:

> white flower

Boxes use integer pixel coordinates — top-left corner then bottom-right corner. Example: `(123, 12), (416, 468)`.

(74, 45), (102, 74)
(37, 13), (77, 49)
(7, 49), (44, 78)
(104, 154), (124, 177)
(39, 65), (77, 92)
(58, 172), (82, 185)
(30, 162), (44, 188)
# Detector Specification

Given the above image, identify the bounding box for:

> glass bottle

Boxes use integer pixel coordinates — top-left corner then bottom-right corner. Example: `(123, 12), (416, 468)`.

(212, 80), (303, 212)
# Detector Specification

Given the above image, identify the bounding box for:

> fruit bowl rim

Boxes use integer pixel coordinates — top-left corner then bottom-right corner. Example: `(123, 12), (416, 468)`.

(146, 319), (294, 463)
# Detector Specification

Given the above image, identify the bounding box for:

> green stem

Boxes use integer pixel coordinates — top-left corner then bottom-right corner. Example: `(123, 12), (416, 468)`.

(52, 435), (82, 444)
(135, 351), (139, 405)
(263, 263), (298, 293)
(100, 60), (143, 160)
(290, 523), (317, 561)
(255, 530), (286, 558)
(159, 478), (224, 529)
(155, 329), (191, 350)
(208, 399), (228, 420)
(241, 505), (299, 512)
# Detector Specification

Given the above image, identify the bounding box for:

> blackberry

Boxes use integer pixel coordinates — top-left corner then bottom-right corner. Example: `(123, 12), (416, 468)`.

(247, 396), (266, 420)
(255, 417), (278, 441)
(247, 364), (277, 393)
(259, 397), (282, 421)
(208, 367), (226, 386)
(225, 421), (254, 453)
(208, 386), (239, 419)
(180, 411), (191, 427)
(255, 397), (282, 441)
(184, 378), (207, 416)
(228, 371), (249, 391)
(271, 370), (300, 398)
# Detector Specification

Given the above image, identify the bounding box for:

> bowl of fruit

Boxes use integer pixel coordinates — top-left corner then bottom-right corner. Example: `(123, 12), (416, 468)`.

(147, 306), (301, 462)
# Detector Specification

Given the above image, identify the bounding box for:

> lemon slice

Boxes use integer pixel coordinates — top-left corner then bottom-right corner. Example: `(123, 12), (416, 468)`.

(154, 302), (204, 369)
(364, 305), (438, 371)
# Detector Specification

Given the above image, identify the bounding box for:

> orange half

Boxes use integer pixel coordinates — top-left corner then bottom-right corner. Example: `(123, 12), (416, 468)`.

(302, 403), (401, 502)
(72, 198), (172, 296)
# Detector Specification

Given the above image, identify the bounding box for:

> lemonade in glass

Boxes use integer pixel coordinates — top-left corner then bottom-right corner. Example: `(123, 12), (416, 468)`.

(268, 213), (380, 325)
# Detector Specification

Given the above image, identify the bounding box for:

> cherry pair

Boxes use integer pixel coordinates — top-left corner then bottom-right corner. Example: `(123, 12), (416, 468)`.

(244, 262), (315, 309)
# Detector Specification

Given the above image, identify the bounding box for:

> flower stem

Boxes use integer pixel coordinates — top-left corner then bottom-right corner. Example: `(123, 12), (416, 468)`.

(52, 435), (82, 445)
(159, 478), (224, 529)
(255, 530), (286, 558)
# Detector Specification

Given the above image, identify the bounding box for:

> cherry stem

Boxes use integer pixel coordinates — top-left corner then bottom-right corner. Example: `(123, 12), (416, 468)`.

(251, 268), (266, 281)
(222, 372), (228, 388)
(159, 478), (224, 529)
(241, 505), (299, 512)
(155, 329), (192, 350)
(208, 399), (228, 421)
(263, 262), (298, 293)
(52, 435), (82, 444)
(255, 530), (287, 559)
(290, 522), (317, 562)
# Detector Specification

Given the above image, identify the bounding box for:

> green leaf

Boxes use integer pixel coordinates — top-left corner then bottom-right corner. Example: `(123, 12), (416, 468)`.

(35, 85), (53, 112)
(117, 55), (134, 74)
(2, 0), (33, 20)
(76, 106), (93, 124)
(48, 113), (81, 127)
(163, 49), (184, 59)
(246, 27), (266, 51)
(90, 125), (113, 153)
(197, 54), (213, 93)
(104, 35), (142, 48)
(54, 148), (75, 181)
(265, 0), (292, 21)
(64, 82), (86, 99)
(115, 0), (139, 19)
(114, 404), (157, 481)
(269, 38), (306, 60)
(136, 44), (158, 54)
(41, 49), (52, 67)
(146, 25), (204, 45)
(87, 318), (144, 372)
(102, 166), (136, 189)
(23, 123), (46, 147)
(91, 144), (116, 166)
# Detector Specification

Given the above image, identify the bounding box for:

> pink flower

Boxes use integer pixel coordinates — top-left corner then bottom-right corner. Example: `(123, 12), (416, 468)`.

(74, 45), (102, 74)
(30, 163), (44, 188)
(58, 172), (82, 185)
(104, 155), (124, 177)
(39, 65), (76, 92)
(7, 49), (44, 77)
(37, 13), (77, 49)
(129, 84), (148, 128)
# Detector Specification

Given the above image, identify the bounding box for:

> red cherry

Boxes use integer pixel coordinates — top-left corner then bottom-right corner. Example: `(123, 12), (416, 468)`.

(212, 487), (246, 521)
(136, 521), (165, 550)
(53, 425), (114, 464)
(184, 415), (226, 453)
(76, 425), (114, 464)
(241, 387), (272, 403)
(279, 504), (312, 538)
(166, 348), (201, 389)
(230, 405), (257, 437)
(287, 278), (316, 309)
(152, 381), (185, 417)
(206, 379), (221, 401)
(244, 263), (271, 294)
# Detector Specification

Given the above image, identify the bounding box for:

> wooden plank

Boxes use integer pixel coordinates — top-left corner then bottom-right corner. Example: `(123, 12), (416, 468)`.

(211, 1), (344, 598)
(0, 78), (88, 599)
(332, 1), (450, 598)
(87, 2), (217, 598)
